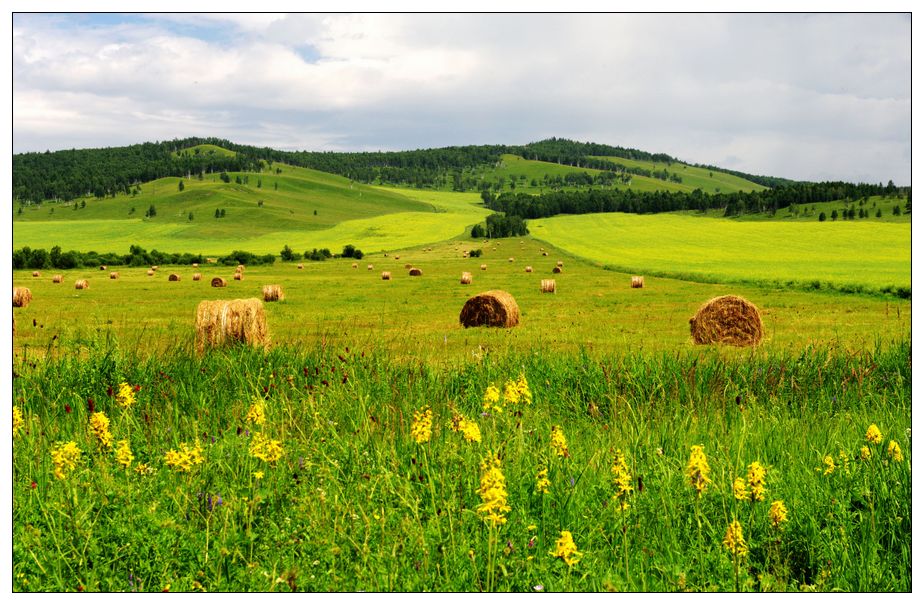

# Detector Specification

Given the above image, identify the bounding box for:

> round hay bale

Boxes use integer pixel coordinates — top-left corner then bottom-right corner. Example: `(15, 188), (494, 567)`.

(461, 272), (473, 285)
(367, 264), (374, 270)
(508, 257), (514, 263)
(381, 271), (392, 281)
(552, 266), (563, 274)
(556, 260), (564, 267)
(525, 266), (533, 273)
(13, 287), (32, 308)
(480, 264), (488, 271)
(459, 290), (520, 328)
(352, 263), (359, 269)
(540, 279), (556, 294)
(192, 273), (202, 281)
(151, 265), (158, 271)
(462, 252), (469, 258)
(297, 263), (304, 269)
(689, 295), (763, 347)
(169, 273), (181, 282)
(409, 268), (422, 276)
(631, 276), (645, 289)
(109, 272), (119, 280)
(52, 274), (63, 283)
(394, 255), (401, 260)
(194, 298), (268, 354)
(262, 284), (285, 302)
(192, 262), (199, 268)
(211, 277), (227, 288)
(404, 263), (412, 270)
(206, 258), (217, 264)
(32, 271), (40, 277)
(234, 272), (243, 281)
(146, 269), (155, 276)
(75, 279), (89, 290)
(237, 264), (245, 272)
(542, 252), (549, 257)
(99, 265), (107, 271)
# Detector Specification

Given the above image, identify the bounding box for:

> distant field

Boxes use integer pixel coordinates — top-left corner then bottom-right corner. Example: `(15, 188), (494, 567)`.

(474, 154), (763, 195)
(529, 212), (910, 291)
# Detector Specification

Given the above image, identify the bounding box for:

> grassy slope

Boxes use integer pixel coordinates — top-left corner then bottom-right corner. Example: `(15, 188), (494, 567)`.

(170, 143), (237, 158)
(528, 212), (910, 290)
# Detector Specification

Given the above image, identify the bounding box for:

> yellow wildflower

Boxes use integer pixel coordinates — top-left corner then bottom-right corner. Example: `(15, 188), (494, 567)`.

(516, 374), (532, 405)
(253, 471), (264, 480)
(89, 411), (113, 448)
(865, 424), (883, 445)
(611, 450), (633, 510)
(13, 405), (24, 437)
(51, 441), (82, 479)
(503, 380), (520, 407)
(116, 382), (135, 409)
(733, 477), (748, 501)
(114, 440), (134, 469)
(482, 384), (501, 413)
(164, 441), (204, 472)
(410, 406), (433, 444)
(550, 425), (569, 458)
(723, 520), (748, 557)
(450, 412), (481, 443)
(769, 500), (788, 528)
(245, 399), (266, 425)
(477, 454), (511, 525)
(821, 454), (835, 476)
(838, 451), (851, 475)
(250, 433), (284, 463)
(859, 446), (871, 461)
(747, 461), (767, 502)
(134, 462), (154, 476)
(549, 530), (582, 567)
(686, 445), (711, 496)
(887, 440), (903, 463)
(535, 467), (551, 494)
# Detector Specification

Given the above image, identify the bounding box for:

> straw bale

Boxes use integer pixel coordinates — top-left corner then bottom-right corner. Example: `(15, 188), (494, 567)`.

(552, 266), (563, 274)
(13, 287), (32, 308)
(32, 271), (40, 277)
(52, 275), (63, 283)
(169, 273), (181, 281)
(459, 290), (520, 328)
(525, 266), (533, 273)
(234, 272), (243, 281)
(192, 273), (202, 281)
(75, 279), (89, 290)
(540, 279), (556, 294)
(689, 295), (763, 347)
(381, 271), (392, 280)
(460, 272), (472, 284)
(195, 298), (268, 354)
(109, 272), (119, 280)
(211, 277), (227, 288)
(631, 276), (645, 288)
(409, 268), (422, 276)
(262, 284), (285, 302)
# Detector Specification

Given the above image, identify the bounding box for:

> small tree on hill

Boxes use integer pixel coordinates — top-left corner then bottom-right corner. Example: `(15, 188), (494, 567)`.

(818, 212), (826, 222)
(178, 180), (185, 192)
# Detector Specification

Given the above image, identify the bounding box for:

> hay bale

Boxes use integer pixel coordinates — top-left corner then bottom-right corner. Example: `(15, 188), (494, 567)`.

(75, 279), (89, 290)
(151, 265), (158, 271)
(556, 260), (564, 267)
(367, 264), (374, 270)
(689, 295), (764, 347)
(262, 285), (284, 302)
(192, 263), (199, 268)
(525, 266), (533, 273)
(297, 263), (304, 269)
(552, 266), (563, 274)
(13, 287), (32, 308)
(542, 252), (549, 257)
(352, 263), (359, 269)
(237, 264), (245, 272)
(194, 298), (268, 354)
(234, 272), (243, 281)
(461, 272), (472, 285)
(169, 274), (181, 282)
(206, 258), (217, 264)
(381, 271), (392, 281)
(460, 290), (520, 328)
(99, 265), (107, 271)
(32, 271), (40, 277)
(480, 264), (488, 271)
(404, 263), (412, 269)
(540, 279), (556, 294)
(109, 272), (119, 280)
(508, 257), (514, 263)
(192, 273), (202, 281)
(211, 277), (227, 288)
(146, 269), (155, 276)
(631, 276), (645, 288)
(409, 268), (422, 276)
(394, 255), (400, 260)
(52, 274), (63, 283)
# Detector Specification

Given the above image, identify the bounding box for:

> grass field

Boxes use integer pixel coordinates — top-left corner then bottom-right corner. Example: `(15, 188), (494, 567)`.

(589, 155), (767, 194)
(528, 213), (910, 293)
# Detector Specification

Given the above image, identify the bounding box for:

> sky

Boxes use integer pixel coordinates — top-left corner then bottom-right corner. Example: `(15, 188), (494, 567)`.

(11, 12), (912, 184)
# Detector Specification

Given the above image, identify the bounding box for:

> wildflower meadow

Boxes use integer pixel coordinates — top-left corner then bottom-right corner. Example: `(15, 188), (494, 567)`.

(12, 339), (911, 591)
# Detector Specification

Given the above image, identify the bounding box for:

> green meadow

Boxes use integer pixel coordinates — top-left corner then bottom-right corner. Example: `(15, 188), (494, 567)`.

(528, 212), (910, 292)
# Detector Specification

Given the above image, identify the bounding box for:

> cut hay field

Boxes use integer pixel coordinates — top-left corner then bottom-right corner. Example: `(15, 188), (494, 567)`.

(528, 212), (910, 293)
(11, 236), (909, 362)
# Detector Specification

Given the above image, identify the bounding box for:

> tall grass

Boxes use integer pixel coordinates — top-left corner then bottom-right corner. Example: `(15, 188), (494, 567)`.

(13, 340), (910, 591)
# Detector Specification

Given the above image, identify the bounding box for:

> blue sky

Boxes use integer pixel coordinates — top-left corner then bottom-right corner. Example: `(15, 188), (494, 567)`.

(12, 12), (911, 184)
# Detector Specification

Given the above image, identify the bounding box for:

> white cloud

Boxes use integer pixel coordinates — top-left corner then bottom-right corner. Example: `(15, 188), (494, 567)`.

(12, 13), (911, 183)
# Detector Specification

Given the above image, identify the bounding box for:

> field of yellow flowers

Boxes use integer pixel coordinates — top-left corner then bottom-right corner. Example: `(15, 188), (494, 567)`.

(12, 340), (911, 591)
